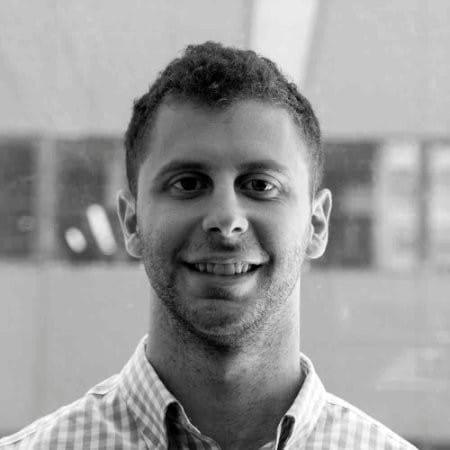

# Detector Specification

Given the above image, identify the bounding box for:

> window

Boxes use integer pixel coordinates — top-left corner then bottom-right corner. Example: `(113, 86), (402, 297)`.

(428, 143), (450, 269)
(317, 141), (376, 268)
(0, 140), (36, 257)
(55, 137), (131, 263)
(318, 139), (450, 271)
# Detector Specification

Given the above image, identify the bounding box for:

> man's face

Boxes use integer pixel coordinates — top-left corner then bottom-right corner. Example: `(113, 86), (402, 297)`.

(119, 99), (330, 346)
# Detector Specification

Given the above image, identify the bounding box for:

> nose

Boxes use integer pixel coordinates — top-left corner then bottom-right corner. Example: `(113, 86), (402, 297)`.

(202, 188), (249, 238)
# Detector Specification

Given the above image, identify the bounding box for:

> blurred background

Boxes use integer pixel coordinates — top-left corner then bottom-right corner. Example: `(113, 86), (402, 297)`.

(1, 0), (449, 448)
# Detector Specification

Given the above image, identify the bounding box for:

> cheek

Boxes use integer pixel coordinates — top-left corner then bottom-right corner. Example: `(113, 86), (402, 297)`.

(139, 208), (198, 257)
(252, 210), (303, 256)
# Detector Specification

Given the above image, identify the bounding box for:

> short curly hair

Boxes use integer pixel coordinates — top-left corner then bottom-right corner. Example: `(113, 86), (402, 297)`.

(125, 41), (323, 197)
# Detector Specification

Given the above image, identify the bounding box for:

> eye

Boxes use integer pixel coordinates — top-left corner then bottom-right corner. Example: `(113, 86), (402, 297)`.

(242, 179), (274, 191)
(240, 176), (280, 197)
(169, 174), (209, 196)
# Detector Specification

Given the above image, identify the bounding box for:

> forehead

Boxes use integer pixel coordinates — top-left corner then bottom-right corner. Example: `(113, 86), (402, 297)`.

(142, 99), (310, 178)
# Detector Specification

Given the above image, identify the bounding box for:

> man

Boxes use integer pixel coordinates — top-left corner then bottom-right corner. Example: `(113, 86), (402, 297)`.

(1, 42), (416, 449)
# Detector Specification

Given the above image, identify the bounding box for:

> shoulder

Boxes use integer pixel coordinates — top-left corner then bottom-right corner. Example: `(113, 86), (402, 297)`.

(0, 374), (134, 449)
(308, 392), (418, 449)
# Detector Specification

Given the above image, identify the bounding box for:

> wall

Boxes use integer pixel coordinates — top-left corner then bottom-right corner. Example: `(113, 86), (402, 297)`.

(305, 0), (450, 138)
(0, 0), (251, 135)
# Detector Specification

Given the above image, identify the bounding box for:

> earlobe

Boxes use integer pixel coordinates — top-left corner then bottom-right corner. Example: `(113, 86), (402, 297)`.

(116, 189), (142, 259)
(306, 188), (332, 260)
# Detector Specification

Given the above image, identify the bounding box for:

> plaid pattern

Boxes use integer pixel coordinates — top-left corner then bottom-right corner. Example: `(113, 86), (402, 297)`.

(0, 335), (417, 449)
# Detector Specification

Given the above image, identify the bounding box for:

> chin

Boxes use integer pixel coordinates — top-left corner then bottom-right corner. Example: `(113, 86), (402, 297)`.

(178, 302), (270, 350)
(186, 323), (256, 350)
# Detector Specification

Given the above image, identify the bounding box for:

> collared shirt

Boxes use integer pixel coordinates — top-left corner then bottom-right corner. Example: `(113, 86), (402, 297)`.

(0, 336), (417, 449)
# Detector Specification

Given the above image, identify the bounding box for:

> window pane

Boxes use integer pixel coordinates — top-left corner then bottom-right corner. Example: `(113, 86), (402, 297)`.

(0, 141), (36, 257)
(55, 138), (130, 262)
(317, 141), (376, 268)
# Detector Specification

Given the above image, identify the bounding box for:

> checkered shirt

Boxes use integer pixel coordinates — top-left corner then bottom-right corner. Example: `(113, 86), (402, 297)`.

(0, 335), (417, 449)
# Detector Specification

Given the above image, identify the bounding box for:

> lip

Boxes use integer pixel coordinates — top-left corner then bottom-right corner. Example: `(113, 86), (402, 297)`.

(182, 254), (269, 266)
(181, 263), (261, 283)
(187, 260), (261, 265)
(182, 260), (266, 277)
(184, 265), (258, 273)
(184, 261), (258, 275)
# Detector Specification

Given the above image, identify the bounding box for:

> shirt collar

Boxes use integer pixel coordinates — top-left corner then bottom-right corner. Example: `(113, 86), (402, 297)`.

(283, 354), (327, 445)
(262, 354), (327, 449)
(118, 335), (177, 447)
(118, 335), (326, 448)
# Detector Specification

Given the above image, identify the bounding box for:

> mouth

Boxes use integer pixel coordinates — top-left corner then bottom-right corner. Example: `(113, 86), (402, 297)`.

(184, 262), (261, 276)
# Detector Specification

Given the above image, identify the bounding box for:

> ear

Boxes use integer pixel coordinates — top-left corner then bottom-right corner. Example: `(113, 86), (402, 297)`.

(306, 188), (332, 259)
(116, 189), (142, 259)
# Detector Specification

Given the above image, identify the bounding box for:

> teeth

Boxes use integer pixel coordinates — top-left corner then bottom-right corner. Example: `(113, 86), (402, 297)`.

(193, 263), (255, 275)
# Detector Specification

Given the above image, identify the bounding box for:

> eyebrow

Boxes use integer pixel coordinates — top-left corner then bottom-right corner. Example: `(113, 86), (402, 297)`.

(237, 160), (290, 174)
(154, 158), (290, 180)
(153, 161), (213, 184)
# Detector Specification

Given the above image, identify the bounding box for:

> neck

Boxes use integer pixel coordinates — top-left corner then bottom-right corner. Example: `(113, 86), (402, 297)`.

(146, 285), (302, 450)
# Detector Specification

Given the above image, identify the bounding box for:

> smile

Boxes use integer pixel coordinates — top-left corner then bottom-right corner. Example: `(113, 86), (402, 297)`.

(186, 262), (259, 276)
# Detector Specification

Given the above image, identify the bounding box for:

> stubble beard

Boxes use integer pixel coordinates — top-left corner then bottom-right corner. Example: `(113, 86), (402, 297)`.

(140, 232), (307, 350)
